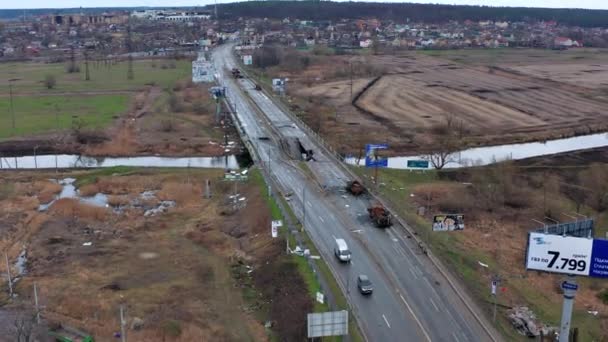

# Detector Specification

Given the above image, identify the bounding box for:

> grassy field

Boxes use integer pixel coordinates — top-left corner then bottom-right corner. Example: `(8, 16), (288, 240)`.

(0, 94), (128, 139)
(0, 59), (192, 93)
(350, 166), (606, 341)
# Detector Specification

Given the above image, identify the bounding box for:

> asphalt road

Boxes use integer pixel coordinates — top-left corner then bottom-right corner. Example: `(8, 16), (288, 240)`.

(213, 44), (498, 342)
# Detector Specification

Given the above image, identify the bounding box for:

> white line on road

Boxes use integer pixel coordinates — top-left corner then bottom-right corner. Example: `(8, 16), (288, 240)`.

(307, 201), (312, 207)
(399, 294), (432, 342)
(318, 216), (325, 223)
(429, 297), (440, 312)
(452, 332), (461, 342)
(382, 314), (391, 329)
(408, 267), (419, 279)
(331, 235), (336, 240)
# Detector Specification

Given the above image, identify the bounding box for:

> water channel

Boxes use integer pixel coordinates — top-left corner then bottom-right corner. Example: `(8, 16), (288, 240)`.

(0, 154), (239, 170)
(345, 132), (608, 169)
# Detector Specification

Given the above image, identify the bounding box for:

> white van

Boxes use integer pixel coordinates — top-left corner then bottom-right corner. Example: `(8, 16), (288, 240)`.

(334, 238), (351, 262)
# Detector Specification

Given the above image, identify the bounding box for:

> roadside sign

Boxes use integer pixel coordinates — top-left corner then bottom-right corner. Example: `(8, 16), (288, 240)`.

(271, 220), (283, 238)
(561, 281), (578, 291)
(491, 281), (497, 295)
(365, 144), (388, 168)
(432, 214), (465, 231)
(524, 232), (608, 278)
(407, 159), (429, 169)
(316, 292), (325, 304)
(307, 311), (348, 338)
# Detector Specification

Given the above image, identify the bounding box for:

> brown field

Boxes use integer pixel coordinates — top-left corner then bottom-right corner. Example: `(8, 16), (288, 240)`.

(0, 169), (310, 341)
(283, 49), (608, 155)
(508, 63), (608, 89)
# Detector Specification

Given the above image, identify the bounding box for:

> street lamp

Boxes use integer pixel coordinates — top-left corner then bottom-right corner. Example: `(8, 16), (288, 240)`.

(8, 78), (21, 134)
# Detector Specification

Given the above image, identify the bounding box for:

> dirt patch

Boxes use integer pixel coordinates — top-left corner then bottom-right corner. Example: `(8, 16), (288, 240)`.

(0, 169), (310, 341)
(270, 50), (608, 156)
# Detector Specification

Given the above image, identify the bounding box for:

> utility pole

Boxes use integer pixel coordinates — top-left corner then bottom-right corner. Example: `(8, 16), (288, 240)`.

(34, 282), (40, 323)
(126, 23), (134, 81)
(84, 50), (90, 81)
(4, 252), (12, 297)
(349, 60), (353, 102)
(8, 81), (15, 132)
(69, 44), (76, 73)
(120, 304), (127, 342)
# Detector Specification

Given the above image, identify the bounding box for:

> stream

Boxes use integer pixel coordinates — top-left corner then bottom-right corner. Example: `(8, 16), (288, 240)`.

(345, 132), (608, 169)
(0, 154), (239, 170)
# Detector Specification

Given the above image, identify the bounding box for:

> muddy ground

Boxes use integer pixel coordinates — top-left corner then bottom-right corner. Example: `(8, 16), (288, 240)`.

(0, 168), (311, 341)
(254, 48), (608, 156)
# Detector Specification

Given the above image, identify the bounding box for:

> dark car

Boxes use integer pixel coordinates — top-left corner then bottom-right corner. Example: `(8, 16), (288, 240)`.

(357, 274), (373, 295)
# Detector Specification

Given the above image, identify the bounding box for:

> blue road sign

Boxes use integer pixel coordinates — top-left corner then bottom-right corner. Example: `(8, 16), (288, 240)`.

(365, 144), (388, 168)
(561, 281), (578, 291)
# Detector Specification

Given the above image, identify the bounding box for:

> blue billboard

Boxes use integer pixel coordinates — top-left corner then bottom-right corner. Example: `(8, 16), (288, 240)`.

(590, 239), (608, 278)
(365, 144), (388, 168)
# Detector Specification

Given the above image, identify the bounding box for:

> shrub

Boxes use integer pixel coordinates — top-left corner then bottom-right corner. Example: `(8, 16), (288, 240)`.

(44, 74), (57, 89)
(159, 119), (175, 132)
(597, 288), (608, 305)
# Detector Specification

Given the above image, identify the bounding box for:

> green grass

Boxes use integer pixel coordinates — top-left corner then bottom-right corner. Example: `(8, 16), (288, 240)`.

(75, 166), (138, 187)
(0, 94), (128, 139)
(0, 59), (192, 93)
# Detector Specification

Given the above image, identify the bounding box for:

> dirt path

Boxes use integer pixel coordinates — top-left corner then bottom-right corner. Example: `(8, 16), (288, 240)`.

(84, 86), (162, 156)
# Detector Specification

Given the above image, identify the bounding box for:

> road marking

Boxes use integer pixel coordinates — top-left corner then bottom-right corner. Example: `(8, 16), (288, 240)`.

(307, 201), (312, 207)
(382, 314), (391, 329)
(399, 294), (432, 342)
(351, 229), (363, 234)
(408, 267), (419, 279)
(318, 216), (325, 223)
(331, 235), (337, 240)
(429, 297), (440, 312)
(452, 332), (461, 342)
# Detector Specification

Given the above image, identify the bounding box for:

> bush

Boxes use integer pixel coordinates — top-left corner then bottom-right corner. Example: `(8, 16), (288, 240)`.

(191, 101), (207, 115)
(597, 288), (608, 304)
(44, 74), (57, 89)
(159, 119), (175, 132)
(168, 92), (184, 112)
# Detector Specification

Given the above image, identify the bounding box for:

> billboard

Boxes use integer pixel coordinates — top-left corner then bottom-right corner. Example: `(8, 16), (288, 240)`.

(535, 218), (594, 238)
(243, 55), (253, 65)
(525, 233), (608, 278)
(432, 214), (465, 231)
(365, 144), (388, 168)
(307, 311), (348, 338)
(271, 220), (283, 238)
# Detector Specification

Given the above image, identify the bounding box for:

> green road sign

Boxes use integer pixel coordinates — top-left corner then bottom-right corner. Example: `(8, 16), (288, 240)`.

(407, 160), (429, 168)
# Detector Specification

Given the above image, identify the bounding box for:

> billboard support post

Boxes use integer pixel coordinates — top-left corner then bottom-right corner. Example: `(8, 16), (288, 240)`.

(559, 275), (577, 342)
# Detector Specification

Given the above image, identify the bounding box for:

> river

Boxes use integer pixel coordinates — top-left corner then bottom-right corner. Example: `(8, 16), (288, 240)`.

(345, 132), (608, 169)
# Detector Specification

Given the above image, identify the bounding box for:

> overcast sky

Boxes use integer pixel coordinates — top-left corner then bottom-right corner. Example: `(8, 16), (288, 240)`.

(2, 0), (607, 10)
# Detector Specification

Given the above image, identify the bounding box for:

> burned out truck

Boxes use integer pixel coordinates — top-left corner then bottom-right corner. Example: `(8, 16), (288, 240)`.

(367, 204), (392, 228)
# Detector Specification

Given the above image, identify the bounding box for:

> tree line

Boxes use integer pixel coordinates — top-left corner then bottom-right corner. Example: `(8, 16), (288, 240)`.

(216, 1), (608, 28)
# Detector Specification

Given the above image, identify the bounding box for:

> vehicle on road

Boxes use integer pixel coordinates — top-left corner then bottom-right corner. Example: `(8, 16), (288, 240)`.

(368, 204), (392, 228)
(346, 180), (365, 196)
(357, 274), (373, 295)
(334, 238), (351, 262)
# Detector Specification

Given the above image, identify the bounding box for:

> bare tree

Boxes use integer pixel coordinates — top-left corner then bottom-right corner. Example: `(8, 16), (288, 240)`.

(424, 115), (461, 169)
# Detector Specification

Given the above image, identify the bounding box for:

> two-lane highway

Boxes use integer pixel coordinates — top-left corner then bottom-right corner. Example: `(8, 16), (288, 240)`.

(213, 43), (498, 342)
